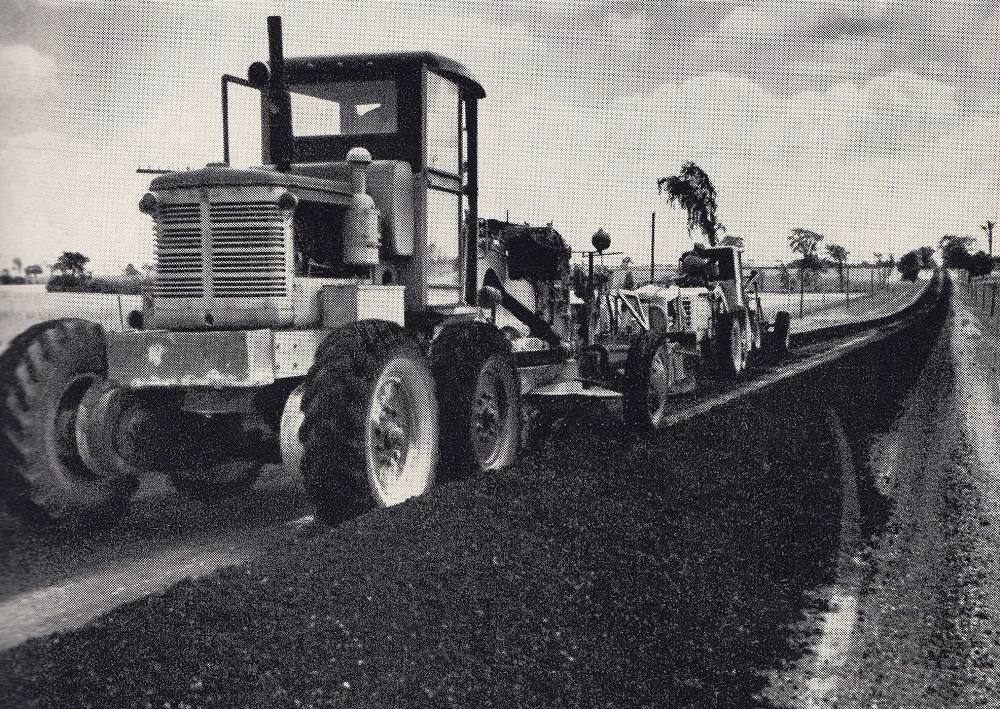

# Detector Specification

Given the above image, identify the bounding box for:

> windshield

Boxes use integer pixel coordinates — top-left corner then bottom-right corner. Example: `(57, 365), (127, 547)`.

(288, 80), (397, 137)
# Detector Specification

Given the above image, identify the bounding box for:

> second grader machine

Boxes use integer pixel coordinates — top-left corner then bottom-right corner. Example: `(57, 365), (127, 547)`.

(0, 17), (790, 527)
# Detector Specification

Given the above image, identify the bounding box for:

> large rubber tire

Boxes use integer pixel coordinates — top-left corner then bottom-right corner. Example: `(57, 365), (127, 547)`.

(715, 312), (746, 378)
(623, 330), (672, 432)
(300, 321), (438, 523)
(0, 319), (138, 526)
(772, 311), (791, 359)
(431, 321), (521, 480)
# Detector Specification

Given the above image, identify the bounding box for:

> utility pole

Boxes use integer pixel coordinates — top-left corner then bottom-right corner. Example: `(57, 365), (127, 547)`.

(650, 212), (656, 283)
(983, 220), (995, 257)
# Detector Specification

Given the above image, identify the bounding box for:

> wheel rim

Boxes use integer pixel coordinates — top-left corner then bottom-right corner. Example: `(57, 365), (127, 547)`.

(369, 374), (412, 500)
(730, 322), (744, 372)
(49, 374), (101, 480)
(473, 365), (509, 468)
(646, 347), (672, 426)
(76, 385), (135, 479)
(365, 359), (434, 507)
(279, 385), (305, 475)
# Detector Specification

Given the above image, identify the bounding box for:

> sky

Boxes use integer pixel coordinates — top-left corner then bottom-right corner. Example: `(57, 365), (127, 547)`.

(0, 0), (997, 275)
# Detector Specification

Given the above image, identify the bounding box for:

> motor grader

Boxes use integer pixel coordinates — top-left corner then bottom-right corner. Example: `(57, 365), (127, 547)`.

(0, 17), (788, 527)
(577, 245), (792, 429)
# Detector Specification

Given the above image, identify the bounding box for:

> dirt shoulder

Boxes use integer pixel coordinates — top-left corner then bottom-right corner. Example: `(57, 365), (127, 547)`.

(765, 272), (1000, 708)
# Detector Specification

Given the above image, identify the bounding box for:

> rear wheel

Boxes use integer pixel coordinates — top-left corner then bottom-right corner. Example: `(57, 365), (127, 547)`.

(770, 311), (791, 361)
(301, 321), (438, 523)
(0, 319), (137, 526)
(99, 392), (264, 503)
(164, 413), (264, 502)
(431, 322), (521, 479)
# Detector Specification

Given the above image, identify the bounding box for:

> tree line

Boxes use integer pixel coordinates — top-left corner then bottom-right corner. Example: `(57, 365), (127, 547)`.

(0, 252), (155, 293)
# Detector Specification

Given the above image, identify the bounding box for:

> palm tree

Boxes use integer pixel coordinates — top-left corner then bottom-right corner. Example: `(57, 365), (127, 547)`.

(657, 162), (723, 246)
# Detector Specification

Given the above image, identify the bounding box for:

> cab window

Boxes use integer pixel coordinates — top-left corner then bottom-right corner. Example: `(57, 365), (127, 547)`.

(426, 72), (459, 174)
(288, 80), (398, 137)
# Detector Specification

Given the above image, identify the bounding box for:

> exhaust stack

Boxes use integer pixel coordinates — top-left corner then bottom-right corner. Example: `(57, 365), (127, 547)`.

(266, 16), (294, 171)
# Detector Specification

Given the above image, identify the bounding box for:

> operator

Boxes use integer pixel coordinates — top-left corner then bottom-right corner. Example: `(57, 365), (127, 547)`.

(675, 242), (718, 287)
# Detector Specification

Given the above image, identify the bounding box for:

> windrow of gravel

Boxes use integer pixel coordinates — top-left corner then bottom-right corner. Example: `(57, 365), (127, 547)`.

(0, 286), (946, 709)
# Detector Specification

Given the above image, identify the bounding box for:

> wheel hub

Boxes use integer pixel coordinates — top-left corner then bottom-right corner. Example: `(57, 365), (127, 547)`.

(369, 376), (412, 492)
(51, 374), (102, 480)
(473, 371), (506, 464)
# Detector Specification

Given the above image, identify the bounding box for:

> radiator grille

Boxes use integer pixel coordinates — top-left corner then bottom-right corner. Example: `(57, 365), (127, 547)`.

(153, 203), (203, 297)
(680, 297), (693, 329)
(152, 200), (288, 299)
(210, 203), (287, 297)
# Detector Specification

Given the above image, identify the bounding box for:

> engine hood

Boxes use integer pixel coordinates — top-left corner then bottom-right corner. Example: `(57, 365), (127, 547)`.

(150, 164), (351, 200)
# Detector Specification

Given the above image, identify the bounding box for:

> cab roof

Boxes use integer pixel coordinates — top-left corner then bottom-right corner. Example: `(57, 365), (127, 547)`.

(284, 52), (485, 99)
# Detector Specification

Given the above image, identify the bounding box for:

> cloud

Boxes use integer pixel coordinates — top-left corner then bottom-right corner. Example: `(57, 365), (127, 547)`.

(0, 43), (61, 136)
(0, 43), (57, 92)
(1, 0), (996, 272)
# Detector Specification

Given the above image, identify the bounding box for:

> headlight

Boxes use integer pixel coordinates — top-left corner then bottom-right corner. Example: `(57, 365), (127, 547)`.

(139, 192), (157, 215)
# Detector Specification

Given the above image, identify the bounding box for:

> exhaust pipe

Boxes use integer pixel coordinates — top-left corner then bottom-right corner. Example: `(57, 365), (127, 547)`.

(266, 16), (294, 171)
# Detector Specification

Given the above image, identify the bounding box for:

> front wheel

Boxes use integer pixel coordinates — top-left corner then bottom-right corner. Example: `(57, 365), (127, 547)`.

(431, 322), (521, 479)
(301, 321), (438, 523)
(715, 312), (746, 378)
(0, 319), (137, 526)
(623, 331), (694, 432)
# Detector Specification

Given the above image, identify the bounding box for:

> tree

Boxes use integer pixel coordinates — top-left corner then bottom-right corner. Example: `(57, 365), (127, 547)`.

(11, 257), (22, 275)
(897, 246), (937, 282)
(825, 243), (849, 291)
(778, 263), (792, 292)
(789, 228), (825, 316)
(789, 228), (826, 277)
(790, 228), (824, 260)
(939, 234), (975, 269)
(53, 251), (90, 277)
(657, 162), (724, 246)
(123, 263), (141, 279)
(24, 264), (43, 282)
(967, 250), (994, 279)
(916, 246), (937, 268)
